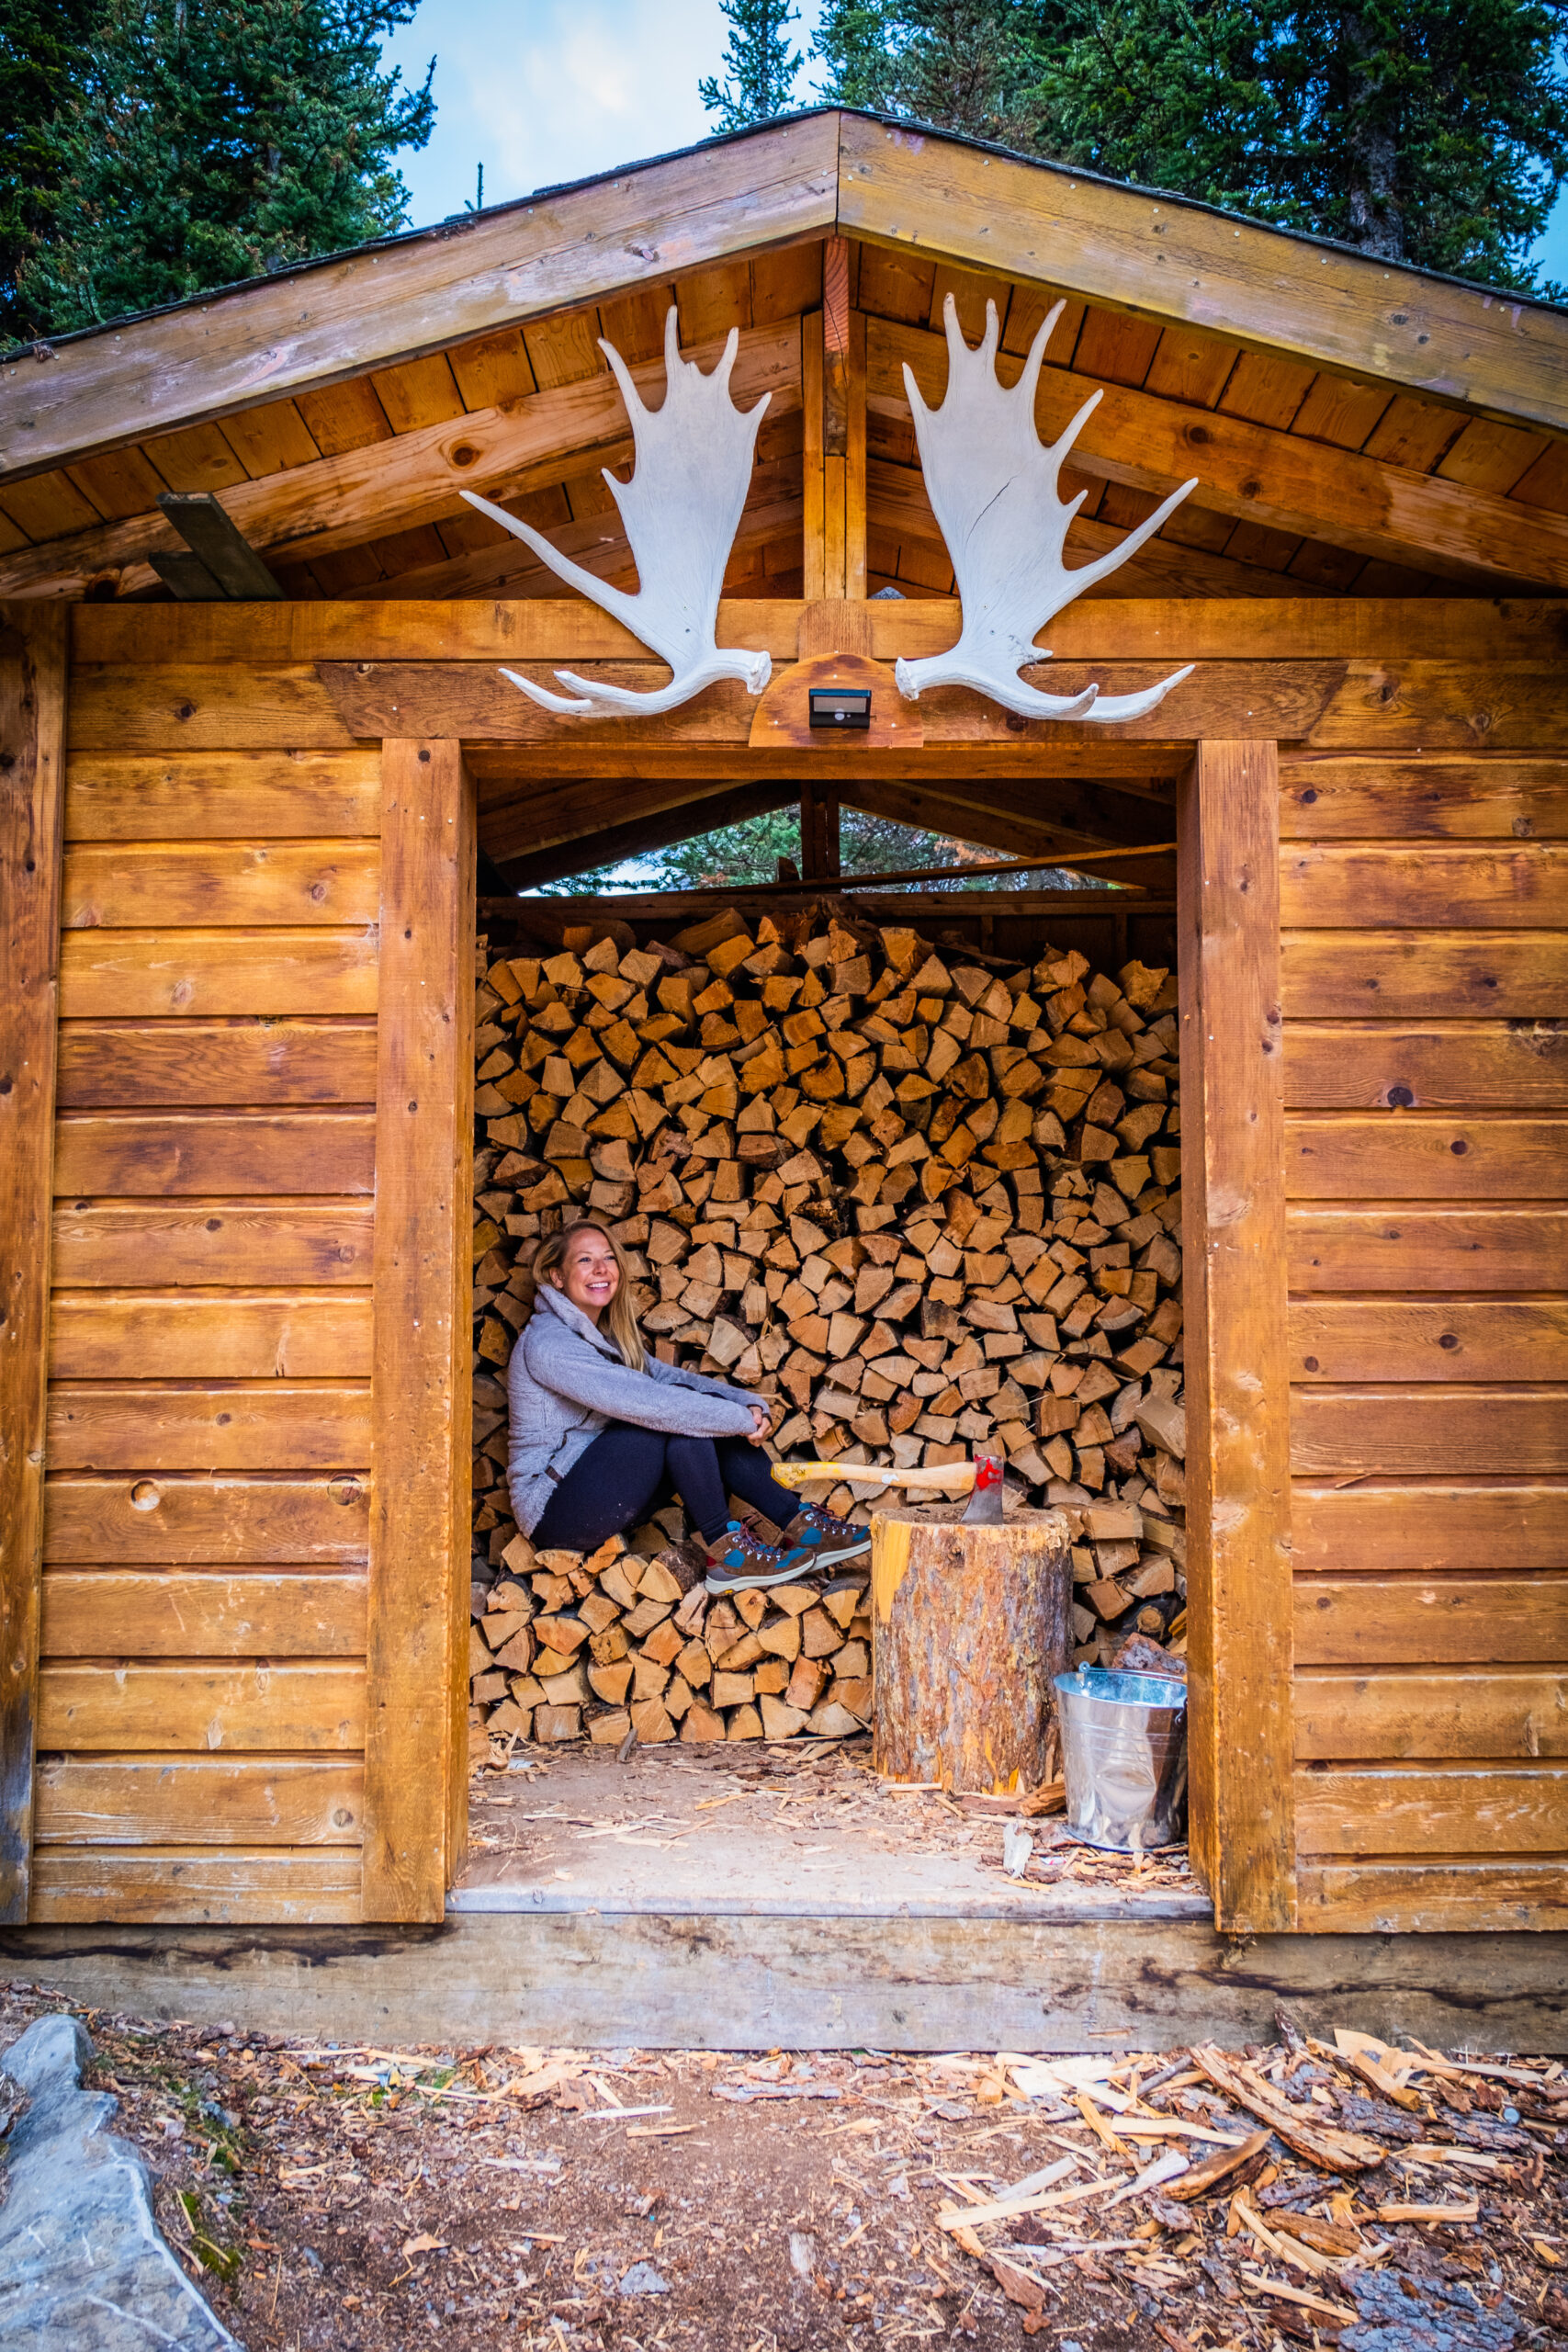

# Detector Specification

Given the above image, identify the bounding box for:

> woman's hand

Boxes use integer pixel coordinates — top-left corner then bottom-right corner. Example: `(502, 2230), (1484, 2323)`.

(748, 1403), (773, 1445)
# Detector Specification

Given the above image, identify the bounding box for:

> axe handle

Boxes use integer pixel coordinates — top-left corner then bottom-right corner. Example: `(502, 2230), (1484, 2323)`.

(772, 1460), (976, 1493)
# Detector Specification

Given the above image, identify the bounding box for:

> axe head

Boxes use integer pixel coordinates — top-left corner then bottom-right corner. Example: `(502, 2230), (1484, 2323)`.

(960, 1453), (1006, 1525)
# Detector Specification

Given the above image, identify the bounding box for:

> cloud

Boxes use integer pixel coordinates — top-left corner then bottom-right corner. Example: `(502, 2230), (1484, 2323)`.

(386, 0), (823, 228)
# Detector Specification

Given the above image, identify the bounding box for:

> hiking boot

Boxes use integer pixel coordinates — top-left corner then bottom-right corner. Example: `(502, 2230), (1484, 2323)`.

(784, 1501), (872, 1568)
(703, 1521), (815, 1594)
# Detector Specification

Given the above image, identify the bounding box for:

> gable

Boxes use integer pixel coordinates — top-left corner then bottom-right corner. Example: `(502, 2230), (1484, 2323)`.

(2, 109), (1567, 607)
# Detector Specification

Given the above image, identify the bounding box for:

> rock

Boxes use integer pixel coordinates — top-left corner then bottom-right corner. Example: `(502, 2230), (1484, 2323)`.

(0, 2069), (26, 2140)
(0, 2014), (239, 2350)
(618, 2262), (671, 2297)
(1344, 2268), (1517, 2349)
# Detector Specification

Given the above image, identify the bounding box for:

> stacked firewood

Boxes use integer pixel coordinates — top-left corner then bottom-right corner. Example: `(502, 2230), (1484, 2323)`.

(468, 903), (1187, 1749)
(468, 1518), (874, 1750)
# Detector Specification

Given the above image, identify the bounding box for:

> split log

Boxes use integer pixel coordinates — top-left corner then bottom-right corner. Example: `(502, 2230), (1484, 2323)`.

(871, 1506), (1071, 1792)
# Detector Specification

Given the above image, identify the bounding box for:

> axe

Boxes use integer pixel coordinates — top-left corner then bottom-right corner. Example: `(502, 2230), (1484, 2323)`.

(773, 1452), (1007, 1526)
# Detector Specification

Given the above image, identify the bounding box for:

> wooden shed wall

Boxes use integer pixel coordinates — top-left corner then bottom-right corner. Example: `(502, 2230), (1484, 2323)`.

(25, 624), (473, 1924)
(1280, 754), (1568, 1932)
(8, 599), (1566, 1938)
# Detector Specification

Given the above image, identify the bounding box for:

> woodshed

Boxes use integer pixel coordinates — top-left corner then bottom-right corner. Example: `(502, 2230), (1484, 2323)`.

(0, 110), (1563, 2029)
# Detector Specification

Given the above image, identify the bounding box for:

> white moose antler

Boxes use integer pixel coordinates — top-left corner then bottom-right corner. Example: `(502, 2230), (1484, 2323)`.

(895, 295), (1199, 723)
(461, 305), (772, 717)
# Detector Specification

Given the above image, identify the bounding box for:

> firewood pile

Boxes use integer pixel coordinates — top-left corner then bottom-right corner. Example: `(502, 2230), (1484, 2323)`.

(468, 1521), (874, 1751)
(468, 901), (1187, 1752)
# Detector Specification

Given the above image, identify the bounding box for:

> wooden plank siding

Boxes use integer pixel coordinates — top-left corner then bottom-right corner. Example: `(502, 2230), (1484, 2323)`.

(31, 655), (395, 1926)
(1281, 751), (1568, 1931)
(0, 605), (69, 1922)
(18, 603), (1568, 1946)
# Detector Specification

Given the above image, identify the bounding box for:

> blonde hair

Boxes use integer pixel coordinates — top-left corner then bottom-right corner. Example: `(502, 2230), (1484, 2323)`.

(535, 1219), (647, 1374)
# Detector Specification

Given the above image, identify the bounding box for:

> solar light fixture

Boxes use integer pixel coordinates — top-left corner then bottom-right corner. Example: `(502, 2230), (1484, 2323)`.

(808, 686), (872, 731)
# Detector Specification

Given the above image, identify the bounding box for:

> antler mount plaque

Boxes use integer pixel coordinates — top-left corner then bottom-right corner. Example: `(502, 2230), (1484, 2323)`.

(467, 299), (1201, 729)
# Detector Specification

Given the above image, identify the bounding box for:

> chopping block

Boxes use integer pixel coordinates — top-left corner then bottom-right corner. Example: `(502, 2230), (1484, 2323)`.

(870, 1504), (1072, 1795)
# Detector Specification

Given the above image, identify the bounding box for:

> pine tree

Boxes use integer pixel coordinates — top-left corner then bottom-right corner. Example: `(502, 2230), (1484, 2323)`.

(699, 0), (802, 132)
(0, 0), (105, 343)
(540, 807), (1088, 893)
(814, 0), (1041, 145)
(1034, 0), (1568, 286)
(813, 0), (1568, 292)
(13, 0), (434, 340)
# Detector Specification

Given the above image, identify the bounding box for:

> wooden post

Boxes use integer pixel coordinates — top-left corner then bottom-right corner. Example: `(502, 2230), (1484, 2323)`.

(1178, 740), (1295, 1932)
(803, 238), (866, 604)
(0, 605), (67, 1926)
(363, 739), (475, 1920)
(800, 778), (840, 880)
(871, 1509), (1071, 1792)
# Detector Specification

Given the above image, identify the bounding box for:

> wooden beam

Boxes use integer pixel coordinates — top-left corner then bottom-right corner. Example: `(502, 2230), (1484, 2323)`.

(803, 248), (868, 604)
(840, 782), (1176, 887)
(466, 740), (1181, 786)
(502, 885), (1176, 925)
(486, 777), (797, 888)
(1178, 739), (1295, 1934)
(0, 326), (802, 602)
(363, 740), (475, 1921)
(0, 117), (839, 481)
(154, 492), (283, 601)
(368, 479), (803, 605)
(838, 112), (1568, 437)
(66, 594), (1568, 668)
(867, 454), (1346, 604)
(801, 776), (840, 878)
(479, 767), (800, 869)
(871, 316), (1560, 592)
(838, 770), (1170, 862)
(803, 310), (825, 603)
(316, 655), (1346, 745)
(0, 605), (67, 1926)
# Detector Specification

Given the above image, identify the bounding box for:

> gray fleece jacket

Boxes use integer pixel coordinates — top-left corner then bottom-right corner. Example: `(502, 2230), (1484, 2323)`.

(505, 1282), (761, 1534)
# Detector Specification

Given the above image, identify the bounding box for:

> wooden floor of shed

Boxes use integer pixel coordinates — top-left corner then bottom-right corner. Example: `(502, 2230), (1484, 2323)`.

(452, 1737), (1204, 1924)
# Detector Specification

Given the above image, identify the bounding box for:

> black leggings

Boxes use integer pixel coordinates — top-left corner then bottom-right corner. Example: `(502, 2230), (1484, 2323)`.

(530, 1422), (802, 1552)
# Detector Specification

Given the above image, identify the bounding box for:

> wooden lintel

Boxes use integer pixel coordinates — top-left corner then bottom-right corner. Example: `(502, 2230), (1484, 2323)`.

(317, 658), (1347, 746)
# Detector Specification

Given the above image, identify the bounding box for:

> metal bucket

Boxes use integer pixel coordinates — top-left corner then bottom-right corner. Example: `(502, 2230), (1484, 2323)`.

(1053, 1668), (1189, 1852)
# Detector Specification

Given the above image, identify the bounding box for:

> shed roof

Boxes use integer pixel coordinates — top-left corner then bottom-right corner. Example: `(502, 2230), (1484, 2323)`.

(4, 107), (1567, 605)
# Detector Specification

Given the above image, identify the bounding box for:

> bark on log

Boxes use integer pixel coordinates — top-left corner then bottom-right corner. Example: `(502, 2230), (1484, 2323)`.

(871, 1506), (1071, 1792)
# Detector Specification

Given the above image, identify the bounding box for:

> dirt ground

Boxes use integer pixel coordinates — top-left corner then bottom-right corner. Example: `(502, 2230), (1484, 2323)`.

(3, 1968), (1564, 2352)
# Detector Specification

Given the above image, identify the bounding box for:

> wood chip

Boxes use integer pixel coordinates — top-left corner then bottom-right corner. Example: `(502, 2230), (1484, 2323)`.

(1239, 2268), (1358, 2324)
(1165, 2128), (1272, 2202)
(1191, 2044), (1386, 2172)
(1376, 2199), (1481, 2223)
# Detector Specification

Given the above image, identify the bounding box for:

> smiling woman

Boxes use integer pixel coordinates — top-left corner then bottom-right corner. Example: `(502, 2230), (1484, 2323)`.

(506, 1219), (871, 1592)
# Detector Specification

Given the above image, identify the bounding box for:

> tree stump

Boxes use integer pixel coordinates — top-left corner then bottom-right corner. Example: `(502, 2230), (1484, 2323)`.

(871, 1506), (1072, 1792)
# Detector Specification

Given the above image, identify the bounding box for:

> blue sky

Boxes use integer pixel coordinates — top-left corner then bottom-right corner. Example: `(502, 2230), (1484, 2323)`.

(384, 0), (822, 225)
(385, 0), (1568, 290)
